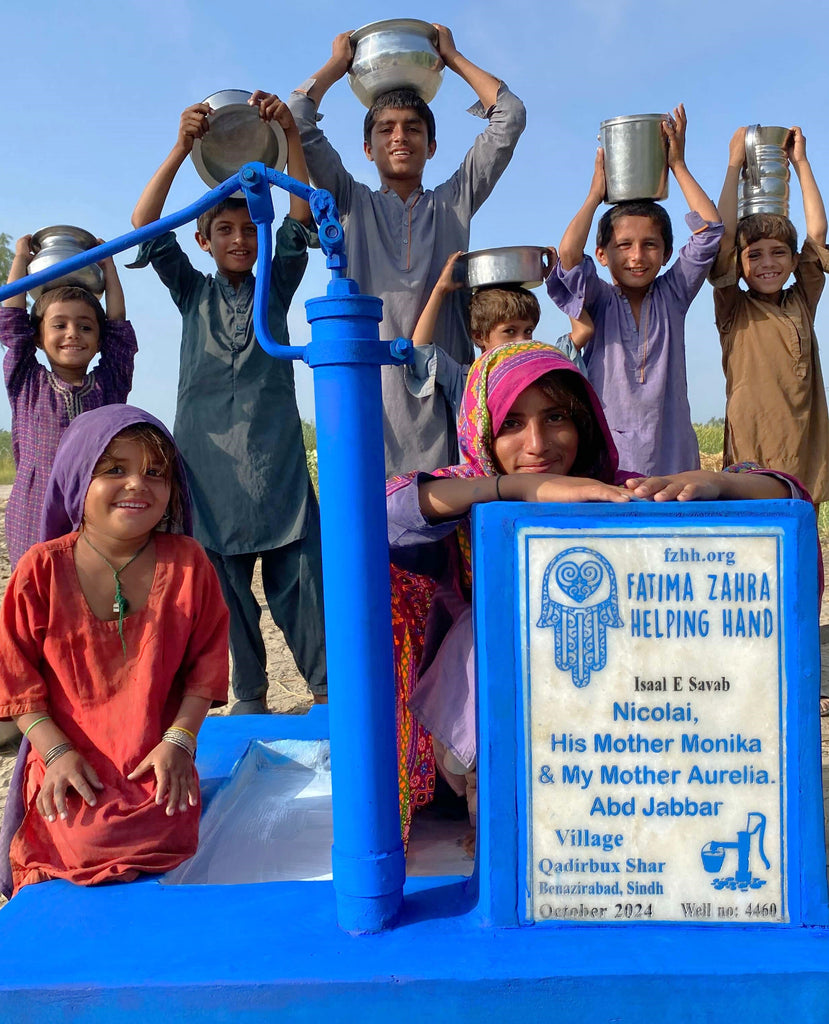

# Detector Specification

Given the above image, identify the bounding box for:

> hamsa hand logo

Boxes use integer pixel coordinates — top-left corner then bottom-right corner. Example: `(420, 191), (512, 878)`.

(537, 546), (623, 687)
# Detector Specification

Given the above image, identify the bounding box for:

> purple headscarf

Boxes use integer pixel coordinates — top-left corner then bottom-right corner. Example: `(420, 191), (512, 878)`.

(1, 405), (190, 899)
(39, 404), (192, 541)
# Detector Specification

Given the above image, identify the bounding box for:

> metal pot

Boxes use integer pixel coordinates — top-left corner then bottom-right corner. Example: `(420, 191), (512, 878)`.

(738, 125), (790, 219)
(457, 246), (553, 290)
(599, 113), (669, 204)
(27, 225), (105, 300)
(191, 89), (288, 194)
(348, 19), (444, 107)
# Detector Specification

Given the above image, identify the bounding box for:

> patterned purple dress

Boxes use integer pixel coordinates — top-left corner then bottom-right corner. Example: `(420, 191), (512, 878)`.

(0, 307), (137, 567)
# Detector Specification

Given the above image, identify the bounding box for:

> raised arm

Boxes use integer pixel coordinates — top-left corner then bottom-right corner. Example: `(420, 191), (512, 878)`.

(96, 241), (125, 320)
(249, 93), (312, 226)
(788, 127), (827, 247)
(712, 126), (746, 277)
(297, 31), (354, 107)
(131, 104), (210, 228)
(559, 150), (605, 270)
(413, 252), (463, 347)
(664, 104), (721, 225)
(2, 235), (32, 310)
(433, 24), (499, 111)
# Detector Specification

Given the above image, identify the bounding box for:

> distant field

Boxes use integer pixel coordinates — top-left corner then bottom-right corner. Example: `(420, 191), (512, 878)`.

(0, 422), (825, 534)
(0, 430), (12, 485)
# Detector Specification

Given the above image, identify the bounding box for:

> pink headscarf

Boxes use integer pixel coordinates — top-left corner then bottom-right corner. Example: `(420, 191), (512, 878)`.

(456, 341), (624, 482)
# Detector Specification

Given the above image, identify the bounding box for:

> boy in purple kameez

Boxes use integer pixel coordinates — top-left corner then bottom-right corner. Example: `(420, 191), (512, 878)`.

(546, 105), (723, 476)
(0, 237), (137, 569)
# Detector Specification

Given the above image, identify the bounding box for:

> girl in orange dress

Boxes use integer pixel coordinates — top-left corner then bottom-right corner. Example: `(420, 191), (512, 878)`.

(0, 405), (229, 896)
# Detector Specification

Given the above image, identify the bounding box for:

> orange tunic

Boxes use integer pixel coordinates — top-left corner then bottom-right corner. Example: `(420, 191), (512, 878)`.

(0, 532), (229, 892)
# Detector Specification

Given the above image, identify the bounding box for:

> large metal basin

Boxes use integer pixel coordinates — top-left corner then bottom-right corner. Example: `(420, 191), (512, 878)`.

(457, 246), (553, 290)
(349, 19), (444, 107)
(191, 89), (288, 194)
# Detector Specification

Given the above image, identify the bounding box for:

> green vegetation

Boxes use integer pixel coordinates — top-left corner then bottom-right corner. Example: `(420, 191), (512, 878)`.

(693, 418), (724, 455)
(0, 430), (14, 485)
(302, 420), (318, 493)
(0, 233), (12, 286)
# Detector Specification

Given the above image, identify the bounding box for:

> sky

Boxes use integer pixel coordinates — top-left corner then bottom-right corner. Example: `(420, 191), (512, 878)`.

(2, 0), (828, 432)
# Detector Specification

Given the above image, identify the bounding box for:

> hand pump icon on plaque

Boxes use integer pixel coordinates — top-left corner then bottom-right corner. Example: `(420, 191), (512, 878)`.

(701, 812), (770, 891)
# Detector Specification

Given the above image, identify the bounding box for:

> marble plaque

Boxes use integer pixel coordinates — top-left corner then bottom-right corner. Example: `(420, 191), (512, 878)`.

(518, 526), (787, 924)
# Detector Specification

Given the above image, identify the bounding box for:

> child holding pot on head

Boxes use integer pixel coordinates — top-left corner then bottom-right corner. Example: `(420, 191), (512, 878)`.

(546, 105), (722, 477)
(407, 248), (591, 426)
(0, 238), (137, 568)
(387, 341), (809, 842)
(130, 92), (326, 713)
(0, 405), (229, 897)
(710, 126), (829, 508)
(288, 25), (526, 475)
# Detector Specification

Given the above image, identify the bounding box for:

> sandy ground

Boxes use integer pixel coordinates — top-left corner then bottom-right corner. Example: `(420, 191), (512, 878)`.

(1, 482), (828, 911)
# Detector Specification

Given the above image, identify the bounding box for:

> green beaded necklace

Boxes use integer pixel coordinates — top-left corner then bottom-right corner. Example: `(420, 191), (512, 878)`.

(81, 533), (152, 655)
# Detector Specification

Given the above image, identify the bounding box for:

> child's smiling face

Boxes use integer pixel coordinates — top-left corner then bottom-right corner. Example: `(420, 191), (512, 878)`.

(596, 214), (670, 294)
(37, 299), (100, 384)
(492, 384), (579, 476)
(196, 207), (258, 283)
(364, 107), (436, 185)
(84, 437), (171, 544)
(739, 237), (798, 297)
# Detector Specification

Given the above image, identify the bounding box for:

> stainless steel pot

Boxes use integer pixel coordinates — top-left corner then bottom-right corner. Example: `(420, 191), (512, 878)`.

(599, 113), (669, 204)
(191, 89), (288, 194)
(457, 246), (553, 290)
(349, 19), (444, 107)
(27, 226), (105, 300)
(738, 125), (790, 219)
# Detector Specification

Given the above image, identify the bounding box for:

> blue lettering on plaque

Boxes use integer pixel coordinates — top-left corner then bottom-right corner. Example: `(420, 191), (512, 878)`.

(537, 547), (623, 687)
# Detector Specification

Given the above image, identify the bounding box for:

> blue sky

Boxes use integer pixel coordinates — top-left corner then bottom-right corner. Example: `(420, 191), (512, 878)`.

(2, 0), (827, 431)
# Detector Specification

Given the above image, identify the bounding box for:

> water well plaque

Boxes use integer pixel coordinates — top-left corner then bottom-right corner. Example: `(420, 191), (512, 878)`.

(518, 526), (787, 924)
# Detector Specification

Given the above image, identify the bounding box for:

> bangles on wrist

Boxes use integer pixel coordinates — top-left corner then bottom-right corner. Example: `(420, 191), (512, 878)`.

(162, 727), (196, 759)
(43, 742), (74, 768)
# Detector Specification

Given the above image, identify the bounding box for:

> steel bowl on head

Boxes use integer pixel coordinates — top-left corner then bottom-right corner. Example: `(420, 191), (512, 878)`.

(457, 246), (554, 291)
(191, 90), (288, 195)
(348, 19), (444, 107)
(27, 225), (105, 300)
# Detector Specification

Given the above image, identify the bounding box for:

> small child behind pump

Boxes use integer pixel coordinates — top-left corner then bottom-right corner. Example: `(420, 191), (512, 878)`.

(407, 250), (591, 418)
(406, 250), (538, 418)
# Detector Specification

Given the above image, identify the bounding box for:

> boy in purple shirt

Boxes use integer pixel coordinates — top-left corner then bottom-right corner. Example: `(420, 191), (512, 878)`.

(546, 105), (723, 475)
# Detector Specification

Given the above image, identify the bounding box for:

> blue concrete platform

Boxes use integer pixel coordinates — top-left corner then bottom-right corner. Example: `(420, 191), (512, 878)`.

(2, 712), (829, 1023)
(2, 872), (829, 1022)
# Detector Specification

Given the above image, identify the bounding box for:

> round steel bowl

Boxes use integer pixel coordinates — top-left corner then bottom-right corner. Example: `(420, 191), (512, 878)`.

(348, 19), (444, 107)
(28, 225), (105, 300)
(191, 89), (288, 194)
(457, 246), (554, 290)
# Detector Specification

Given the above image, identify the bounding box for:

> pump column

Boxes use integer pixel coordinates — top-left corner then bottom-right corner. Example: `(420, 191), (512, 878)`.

(305, 277), (406, 934)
